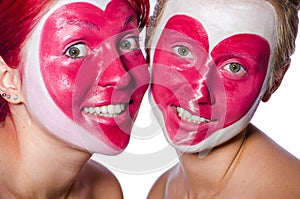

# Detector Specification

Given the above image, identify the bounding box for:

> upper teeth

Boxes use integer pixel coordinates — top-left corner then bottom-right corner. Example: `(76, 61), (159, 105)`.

(176, 107), (211, 124)
(83, 104), (126, 117)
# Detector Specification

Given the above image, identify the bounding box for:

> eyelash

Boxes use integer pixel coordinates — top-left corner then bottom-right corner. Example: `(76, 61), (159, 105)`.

(221, 62), (247, 79)
(64, 42), (88, 59)
(172, 45), (194, 59)
(119, 35), (140, 52)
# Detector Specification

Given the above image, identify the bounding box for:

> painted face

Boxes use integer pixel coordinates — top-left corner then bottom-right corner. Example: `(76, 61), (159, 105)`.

(150, 0), (277, 152)
(22, 0), (149, 154)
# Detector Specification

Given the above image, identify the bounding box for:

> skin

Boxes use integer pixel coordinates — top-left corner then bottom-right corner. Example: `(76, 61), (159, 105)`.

(152, 15), (270, 146)
(24, 0), (149, 154)
(0, 116), (123, 199)
(150, 0), (278, 152)
(148, 125), (300, 199)
(0, 0), (148, 198)
(148, 0), (300, 198)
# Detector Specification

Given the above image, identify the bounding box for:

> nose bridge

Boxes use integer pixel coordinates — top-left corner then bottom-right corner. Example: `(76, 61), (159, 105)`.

(98, 41), (131, 88)
(189, 67), (214, 105)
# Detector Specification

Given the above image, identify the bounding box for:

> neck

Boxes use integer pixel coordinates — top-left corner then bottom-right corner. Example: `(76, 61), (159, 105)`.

(176, 129), (247, 197)
(0, 111), (91, 198)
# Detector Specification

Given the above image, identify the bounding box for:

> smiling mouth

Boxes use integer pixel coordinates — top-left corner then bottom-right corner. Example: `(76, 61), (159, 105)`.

(175, 106), (212, 124)
(82, 104), (128, 118)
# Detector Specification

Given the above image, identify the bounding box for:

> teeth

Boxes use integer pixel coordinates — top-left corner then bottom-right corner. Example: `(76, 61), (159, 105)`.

(83, 104), (126, 117)
(176, 107), (211, 124)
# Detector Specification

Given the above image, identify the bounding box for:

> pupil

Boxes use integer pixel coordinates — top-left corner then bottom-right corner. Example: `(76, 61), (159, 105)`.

(121, 41), (131, 49)
(70, 47), (79, 57)
(230, 63), (240, 72)
(179, 47), (188, 56)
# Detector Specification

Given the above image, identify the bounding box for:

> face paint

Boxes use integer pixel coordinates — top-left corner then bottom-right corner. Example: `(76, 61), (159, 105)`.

(22, 0), (149, 154)
(150, 0), (277, 152)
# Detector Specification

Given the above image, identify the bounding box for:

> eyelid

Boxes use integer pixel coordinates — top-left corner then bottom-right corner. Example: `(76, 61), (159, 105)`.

(64, 42), (88, 56)
(221, 62), (248, 79)
(121, 33), (140, 43)
(172, 45), (194, 59)
(119, 34), (140, 51)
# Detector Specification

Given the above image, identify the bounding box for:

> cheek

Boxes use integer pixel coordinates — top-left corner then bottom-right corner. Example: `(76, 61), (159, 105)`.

(39, 55), (79, 118)
(222, 73), (266, 125)
(121, 50), (149, 84)
(152, 50), (180, 98)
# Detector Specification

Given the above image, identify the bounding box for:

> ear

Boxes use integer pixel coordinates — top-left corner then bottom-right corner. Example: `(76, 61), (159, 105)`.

(262, 62), (290, 102)
(0, 57), (23, 104)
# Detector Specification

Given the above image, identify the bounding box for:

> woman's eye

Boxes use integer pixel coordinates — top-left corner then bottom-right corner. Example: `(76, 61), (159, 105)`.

(119, 37), (139, 51)
(222, 62), (247, 77)
(65, 43), (88, 59)
(172, 45), (193, 59)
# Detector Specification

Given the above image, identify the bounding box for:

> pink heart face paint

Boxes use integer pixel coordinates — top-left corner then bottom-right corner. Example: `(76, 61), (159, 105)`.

(23, 0), (149, 153)
(153, 15), (270, 145)
(150, 0), (277, 152)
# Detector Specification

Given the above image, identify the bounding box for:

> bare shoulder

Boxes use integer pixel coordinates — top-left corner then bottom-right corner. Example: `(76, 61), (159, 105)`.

(246, 124), (300, 170)
(75, 159), (123, 199)
(147, 166), (177, 199)
(239, 124), (300, 197)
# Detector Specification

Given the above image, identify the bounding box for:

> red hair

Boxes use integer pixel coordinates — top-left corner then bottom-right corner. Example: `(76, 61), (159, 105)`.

(129, 0), (150, 30)
(0, 0), (150, 122)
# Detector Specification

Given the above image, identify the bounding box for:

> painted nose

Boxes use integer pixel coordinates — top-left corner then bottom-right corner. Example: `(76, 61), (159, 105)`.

(98, 47), (131, 89)
(190, 77), (215, 105)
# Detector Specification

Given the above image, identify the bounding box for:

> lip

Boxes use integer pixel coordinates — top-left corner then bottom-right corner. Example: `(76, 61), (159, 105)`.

(173, 105), (213, 124)
(171, 104), (215, 130)
(165, 104), (217, 145)
(74, 91), (134, 148)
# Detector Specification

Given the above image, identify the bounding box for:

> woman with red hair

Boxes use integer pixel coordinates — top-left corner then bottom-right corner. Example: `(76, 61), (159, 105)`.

(0, 0), (149, 198)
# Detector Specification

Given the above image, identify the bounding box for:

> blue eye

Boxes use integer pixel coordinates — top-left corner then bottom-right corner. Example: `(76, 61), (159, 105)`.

(65, 43), (88, 59)
(119, 37), (139, 51)
(172, 45), (193, 59)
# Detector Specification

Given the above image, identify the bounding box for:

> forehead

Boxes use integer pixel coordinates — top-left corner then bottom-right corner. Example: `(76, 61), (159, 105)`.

(46, 0), (112, 15)
(39, 0), (134, 29)
(158, 0), (278, 49)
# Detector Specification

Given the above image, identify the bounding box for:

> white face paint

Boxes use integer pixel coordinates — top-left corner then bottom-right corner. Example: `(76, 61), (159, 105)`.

(21, 0), (144, 154)
(150, 0), (278, 153)
(47, 0), (111, 12)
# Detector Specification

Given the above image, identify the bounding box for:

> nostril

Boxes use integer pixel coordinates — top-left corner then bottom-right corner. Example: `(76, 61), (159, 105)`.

(189, 82), (212, 104)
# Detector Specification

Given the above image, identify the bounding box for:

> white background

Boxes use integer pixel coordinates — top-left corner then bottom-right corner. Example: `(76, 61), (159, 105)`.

(94, 2), (300, 198)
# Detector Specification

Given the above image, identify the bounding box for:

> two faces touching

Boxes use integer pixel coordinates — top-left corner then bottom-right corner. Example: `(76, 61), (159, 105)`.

(0, 0), (299, 198)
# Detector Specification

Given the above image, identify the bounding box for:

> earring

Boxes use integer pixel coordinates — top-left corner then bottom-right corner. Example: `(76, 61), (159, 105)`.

(13, 95), (18, 101)
(1, 93), (13, 100)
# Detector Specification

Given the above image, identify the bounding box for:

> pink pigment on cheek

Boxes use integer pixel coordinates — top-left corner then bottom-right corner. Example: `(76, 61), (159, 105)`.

(153, 15), (211, 109)
(153, 15), (272, 131)
(211, 34), (271, 124)
(39, 2), (135, 118)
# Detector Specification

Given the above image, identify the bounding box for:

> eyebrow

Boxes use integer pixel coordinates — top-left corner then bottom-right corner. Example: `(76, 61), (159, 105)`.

(67, 21), (99, 30)
(65, 14), (137, 31)
(121, 14), (138, 31)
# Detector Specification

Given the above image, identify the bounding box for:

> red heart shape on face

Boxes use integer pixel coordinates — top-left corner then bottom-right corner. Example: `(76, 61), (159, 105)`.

(39, 1), (149, 150)
(152, 15), (270, 146)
